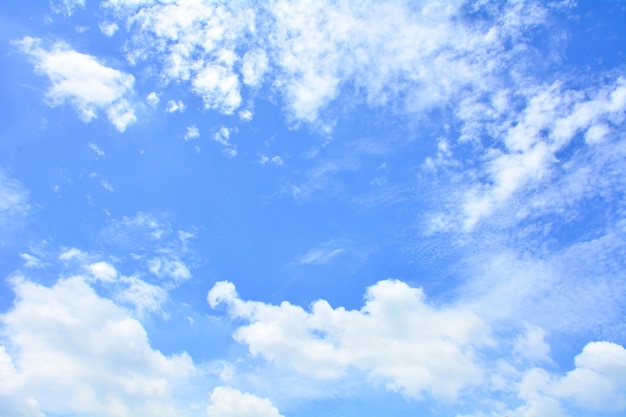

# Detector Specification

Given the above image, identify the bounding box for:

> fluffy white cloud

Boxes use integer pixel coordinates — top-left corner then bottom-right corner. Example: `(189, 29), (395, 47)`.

(553, 341), (626, 411)
(88, 261), (118, 282)
(17, 37), (136, 131)
(461, 79), (626, 230)
(208, 279), (492, 400)
(500, 341), (626, 417)
(206, 386), (283, 417)
(0, 274), (196, 417)
(146, 91), (159, 106)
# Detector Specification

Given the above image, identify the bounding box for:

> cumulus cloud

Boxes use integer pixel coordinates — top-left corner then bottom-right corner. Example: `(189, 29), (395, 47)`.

(498, 341), (626, 417)
(208, 279), (492, 400)
(17, 37), (136, 131)
(0, 274), (196, 417)
(206, 386), (283, 417)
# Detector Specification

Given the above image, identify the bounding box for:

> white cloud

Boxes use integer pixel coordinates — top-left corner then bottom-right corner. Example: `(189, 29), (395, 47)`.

(0, 274), (196, 417)
(58, 247), (87, 261)
(270, 156), (284, 166)
(17, 37), (136, 131)
(147, 255), (191, 284)
(19, 253), (44, 269)
(105, 1), (550, 128)
(241, 49), (268, 88)
(88, 143), (105, 157)
(498, 341), (626, 417)
(208, 279), (492, 400)
(238, 109), (253, 121)
(429, 78), (626, 232)
(88, 261), (118, 283)
(192, 64), (241, 114)
(146, 91), (159, 106)
(116, 275), (169, 317)
(101, 179), (115, 192)
(184, 125), (200, 141)
(513, 325), (553, 365)
(50, 0), (85, 16)
(165, 99), (186, 113)
(553, 341), (626, 411)
(260, 155), (284, 166)
(118, 1), (255, 115)
(206, 386), (283, 417)
(99, 21), (119, 37)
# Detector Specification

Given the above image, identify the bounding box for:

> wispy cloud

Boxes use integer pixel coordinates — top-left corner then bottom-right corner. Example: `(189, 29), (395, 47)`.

(296, 240), (346, 265)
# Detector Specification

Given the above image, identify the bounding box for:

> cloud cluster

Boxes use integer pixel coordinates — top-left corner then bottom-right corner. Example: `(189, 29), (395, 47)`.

(209, 279), (492, 400)
(0, 274), (195, 417)
(444, 78), (626, 231)
(496, 341), (626, 417)
(97, 0), (554, 131)
(209, 280), (626, 416)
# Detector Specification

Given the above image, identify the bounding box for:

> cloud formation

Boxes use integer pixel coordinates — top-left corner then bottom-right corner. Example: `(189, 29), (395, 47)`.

(209, 279), (492, 400)
(0, 274), (196, 417)
(17, 37), (136, 131)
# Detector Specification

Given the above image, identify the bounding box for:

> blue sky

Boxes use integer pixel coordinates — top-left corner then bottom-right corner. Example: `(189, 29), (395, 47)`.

(1, 1), (625, 416)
